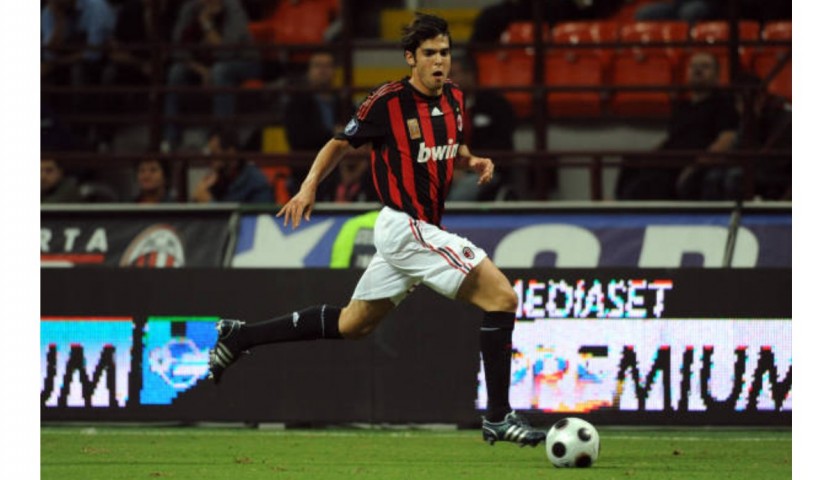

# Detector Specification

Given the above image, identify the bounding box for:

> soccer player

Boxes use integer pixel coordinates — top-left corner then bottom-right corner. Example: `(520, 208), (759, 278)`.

(208, 12), (545, 447)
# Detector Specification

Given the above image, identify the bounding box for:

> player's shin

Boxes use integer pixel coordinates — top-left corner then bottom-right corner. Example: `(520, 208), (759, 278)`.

(480, 311), (515, 422)
(237, 304), (343, 349)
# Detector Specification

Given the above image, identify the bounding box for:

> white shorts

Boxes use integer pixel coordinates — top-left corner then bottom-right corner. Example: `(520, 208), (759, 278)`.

(352, 206), (488, 305)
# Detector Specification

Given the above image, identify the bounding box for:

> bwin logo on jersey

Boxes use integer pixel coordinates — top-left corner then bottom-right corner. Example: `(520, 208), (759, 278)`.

(416, 139), (459, 163)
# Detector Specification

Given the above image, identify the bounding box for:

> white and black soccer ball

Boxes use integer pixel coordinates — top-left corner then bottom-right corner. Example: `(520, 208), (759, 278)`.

(545, 417), (600, 468)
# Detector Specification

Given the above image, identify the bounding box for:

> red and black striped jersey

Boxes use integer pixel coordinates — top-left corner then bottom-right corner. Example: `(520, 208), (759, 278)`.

(335, 77), (465, 226)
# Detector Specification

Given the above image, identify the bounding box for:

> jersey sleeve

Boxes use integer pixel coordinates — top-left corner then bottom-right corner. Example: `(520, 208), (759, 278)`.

(335, 87), (390, 148)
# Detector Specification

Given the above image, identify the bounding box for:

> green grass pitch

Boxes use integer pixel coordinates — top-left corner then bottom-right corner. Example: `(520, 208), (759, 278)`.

(41, 426), (791, 479)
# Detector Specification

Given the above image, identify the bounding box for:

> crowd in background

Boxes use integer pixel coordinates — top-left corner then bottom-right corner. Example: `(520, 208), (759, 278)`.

(40, 0), (792, 205)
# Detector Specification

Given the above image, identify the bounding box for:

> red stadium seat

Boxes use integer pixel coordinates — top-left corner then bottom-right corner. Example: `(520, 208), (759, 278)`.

(610, 50), (674, 117)
(609, 22), (686, 116)
(475, 50), (534, 118)
(272, 0), (337, 44)
(689, 21), (761, 83)
(761, 21), (792, 41)
(619, 21), (689, 77)
(502, 21), (545, 46)
(248, 0), (339, 63)
(750, 21), (792, 102)
(476, 22), (548, 118)
(545, 22), (618, 117)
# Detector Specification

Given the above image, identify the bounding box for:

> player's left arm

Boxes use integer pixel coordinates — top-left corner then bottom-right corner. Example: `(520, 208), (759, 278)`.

(456, 144), (494, 185)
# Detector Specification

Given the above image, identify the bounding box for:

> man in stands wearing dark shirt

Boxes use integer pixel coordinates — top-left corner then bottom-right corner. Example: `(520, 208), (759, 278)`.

(617, 51), (739, 200)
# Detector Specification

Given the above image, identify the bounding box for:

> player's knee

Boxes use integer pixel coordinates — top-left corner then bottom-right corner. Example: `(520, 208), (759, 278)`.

(497, 285), (519, 313)
(338, 309), (383, 340)
(340, 322), (375, 340)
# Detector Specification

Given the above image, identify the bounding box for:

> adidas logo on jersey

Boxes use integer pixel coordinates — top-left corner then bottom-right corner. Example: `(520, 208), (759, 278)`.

(416, 139), (459, 163)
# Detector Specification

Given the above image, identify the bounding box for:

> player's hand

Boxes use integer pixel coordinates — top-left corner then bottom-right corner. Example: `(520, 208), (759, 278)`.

(276, 187), (316, 229)
(468, 156), (494, 185)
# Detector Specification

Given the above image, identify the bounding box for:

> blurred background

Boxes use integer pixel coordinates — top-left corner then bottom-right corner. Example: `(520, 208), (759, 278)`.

(40, 0), (792, 204)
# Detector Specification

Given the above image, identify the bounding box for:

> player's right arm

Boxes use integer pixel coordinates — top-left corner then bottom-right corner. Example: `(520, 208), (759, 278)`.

(278, 82), (392, 228)
(277, 138), (353, 229)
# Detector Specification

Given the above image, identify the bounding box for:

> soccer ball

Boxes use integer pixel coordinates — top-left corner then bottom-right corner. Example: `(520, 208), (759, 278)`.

(545, 417), (600, 468)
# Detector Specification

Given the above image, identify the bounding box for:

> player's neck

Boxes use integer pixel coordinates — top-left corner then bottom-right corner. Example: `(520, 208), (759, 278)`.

(408, 76), (442, 98)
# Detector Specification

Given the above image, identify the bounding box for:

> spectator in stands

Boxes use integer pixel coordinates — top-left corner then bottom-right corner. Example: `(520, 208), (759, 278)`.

(133, 156), (176, 203)
(162, 0), (261, 151)
(41, 0), (117, 90)
(282, 50), (366, 201)
(634, 0), (719, 23)
(191, 128), (274, 203)
(104, 0), (176, 89)
(41, 0), (117, 146)
(322, 155), (378, 203)
(99, 0), (177, 150)
(447, 52), (519, 201)
(738, 84), (792, 200)
(615, 52), (739, 200)
(41, 158), (83, 203)
(702, 75), (792, 200)
(283, 50), (347, 151)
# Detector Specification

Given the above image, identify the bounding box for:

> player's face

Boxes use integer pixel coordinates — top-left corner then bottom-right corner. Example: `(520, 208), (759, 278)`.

(407, 34), (451, 96)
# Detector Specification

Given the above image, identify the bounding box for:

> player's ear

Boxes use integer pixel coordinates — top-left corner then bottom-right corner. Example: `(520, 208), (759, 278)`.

(405, 50), (416, 67)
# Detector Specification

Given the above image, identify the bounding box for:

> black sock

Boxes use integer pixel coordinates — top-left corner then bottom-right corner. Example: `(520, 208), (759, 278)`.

(481, 311), (515, 422)
(237, 304), (342, 349)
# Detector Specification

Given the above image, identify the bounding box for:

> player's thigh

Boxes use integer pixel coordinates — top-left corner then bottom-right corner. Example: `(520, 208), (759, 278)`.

(456, 257), (518, 313)
(339, 298), (395, 339)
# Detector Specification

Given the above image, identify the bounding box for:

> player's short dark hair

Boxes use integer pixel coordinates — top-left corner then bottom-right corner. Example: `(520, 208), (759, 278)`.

(400, 12), (451, 55)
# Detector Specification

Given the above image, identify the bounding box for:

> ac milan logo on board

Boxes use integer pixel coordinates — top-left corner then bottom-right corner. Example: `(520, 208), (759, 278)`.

(120, 224), (185, 268)
(462, 246), (475, 259)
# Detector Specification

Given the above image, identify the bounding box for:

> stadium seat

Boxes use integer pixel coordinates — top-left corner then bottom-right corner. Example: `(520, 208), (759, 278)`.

(475, 50), (534, 118)
(689, 21), (761, 83)
(545, 22), (618, 117)
(475, 22), (548, 118)
(248, 0), (339, 63)
(619, 21), (689, 76)
(761, 21), (792, 41)
(750, 21), (792, 102)
(609, 22), (686, 116)
(610, 50), (674, 117)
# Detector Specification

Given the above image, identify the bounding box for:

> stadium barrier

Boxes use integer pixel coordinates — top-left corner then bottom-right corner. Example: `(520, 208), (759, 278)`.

(41, 202), (792, 269)
(41, 267), (791, 426)
(41, 202), (791, 426)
